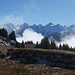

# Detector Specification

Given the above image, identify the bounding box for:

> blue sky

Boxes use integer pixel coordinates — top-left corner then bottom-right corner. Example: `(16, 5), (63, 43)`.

(0, 0), (75, 26)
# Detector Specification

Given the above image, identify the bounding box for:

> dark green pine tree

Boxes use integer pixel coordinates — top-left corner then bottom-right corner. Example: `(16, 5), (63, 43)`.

(0, 28), (8, 38)
(25, 41), (33, 44)
(50, 41), (57, 49)
(62, 44), (69, 50)
(59, 44), (62, 50)
(36, 42), (39, 48)
(9, 31), (16, 41)
(40, 37), (50, 49)
(21, 41), (25, 48)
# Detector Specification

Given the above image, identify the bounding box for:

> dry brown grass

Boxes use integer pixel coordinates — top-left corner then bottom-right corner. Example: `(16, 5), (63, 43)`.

(11, 48), (75, 55)
(0, 59), (75, 75)
(0, 44), (75, 55)
(0, 45), (13, 54)
(1, 46), (75, 75)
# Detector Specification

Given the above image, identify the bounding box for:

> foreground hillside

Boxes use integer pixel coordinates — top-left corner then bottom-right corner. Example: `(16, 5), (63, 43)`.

(1, 46), (75, 75)
(6, 48), (75, 69)
(0, 59), (75, 75)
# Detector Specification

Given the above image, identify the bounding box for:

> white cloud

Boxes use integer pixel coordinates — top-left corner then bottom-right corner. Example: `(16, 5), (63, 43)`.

(16, 28), (44, 44)
(57, 35), (75, 48)
(0, 15), (25, 25)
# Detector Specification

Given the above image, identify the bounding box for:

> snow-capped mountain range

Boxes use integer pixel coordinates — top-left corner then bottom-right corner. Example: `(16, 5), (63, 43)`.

(0, 22), (75, 42)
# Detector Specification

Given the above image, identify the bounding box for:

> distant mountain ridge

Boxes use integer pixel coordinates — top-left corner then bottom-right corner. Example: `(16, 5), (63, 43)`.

(0, 22), (75, 41)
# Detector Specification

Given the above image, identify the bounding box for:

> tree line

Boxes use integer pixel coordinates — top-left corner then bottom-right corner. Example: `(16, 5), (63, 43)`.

(36, 37), (74, 51)
(16, 37), (74, 51)
(0, 28), (74, 51)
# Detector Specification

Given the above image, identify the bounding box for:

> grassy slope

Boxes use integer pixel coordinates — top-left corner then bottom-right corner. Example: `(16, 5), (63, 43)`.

(0, 59), (75, 75)
(0, 45), (13, 54)
(0, 46), (75, 75)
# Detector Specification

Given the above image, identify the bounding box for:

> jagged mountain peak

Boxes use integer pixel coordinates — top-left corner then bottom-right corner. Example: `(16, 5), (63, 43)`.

(38, 24), (42, 26)
(0, 23), (16, 34)
(21, 23), (29, 26)
(1, 22), (75, 41)
(1, 23), (15, 27)
(46, 22), (54, 26)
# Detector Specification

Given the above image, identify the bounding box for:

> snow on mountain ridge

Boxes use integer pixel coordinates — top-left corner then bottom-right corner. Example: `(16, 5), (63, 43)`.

(0, 23), (14, 34)
(1, 22), (75, 47)
(1, 22), (75, 42)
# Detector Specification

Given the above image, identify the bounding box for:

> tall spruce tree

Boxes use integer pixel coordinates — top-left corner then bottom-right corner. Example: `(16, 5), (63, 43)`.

(40, 37), (50, 49)
(62, 44), (69, 50)
(21, 41), (25, 48)
(36, 42), (39, 48)
(0, 28), (8, 38)
(9, 31), (16, 41)
(59, 44), (62, 50)
(50, 41), (57, 49)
